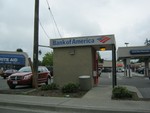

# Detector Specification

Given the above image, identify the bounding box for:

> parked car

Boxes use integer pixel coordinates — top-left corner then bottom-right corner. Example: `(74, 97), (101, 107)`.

(101, 67), (112, 72)
(136, 67), (145, 74)
(116, 67), (124, 72)
(7, 66), (50, 89)
(2, 69), (17, 79)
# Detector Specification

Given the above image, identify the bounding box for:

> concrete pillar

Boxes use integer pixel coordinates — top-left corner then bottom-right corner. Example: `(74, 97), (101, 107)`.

(144, 58), (149, 77)
(126, 58), (132, 78)
(112, 44), (117, 88)
(123, 59), (127, 76)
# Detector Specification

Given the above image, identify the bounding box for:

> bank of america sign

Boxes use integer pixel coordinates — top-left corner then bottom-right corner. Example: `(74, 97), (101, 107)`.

(50, 35), (115, 48)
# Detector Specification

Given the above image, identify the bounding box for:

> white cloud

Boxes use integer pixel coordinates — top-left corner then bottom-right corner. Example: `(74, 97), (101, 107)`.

(0, 0), (150, 60)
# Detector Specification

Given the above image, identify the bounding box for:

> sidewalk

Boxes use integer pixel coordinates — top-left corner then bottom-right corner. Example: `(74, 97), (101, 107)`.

(0, 85), (150, 113)
(132, 72), (145, 77)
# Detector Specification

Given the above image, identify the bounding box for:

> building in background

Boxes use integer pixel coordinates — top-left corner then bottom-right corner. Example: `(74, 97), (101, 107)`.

(0, 51), (29, 71)
(99, 60), (124, 72)
(117, 46), (150, 77)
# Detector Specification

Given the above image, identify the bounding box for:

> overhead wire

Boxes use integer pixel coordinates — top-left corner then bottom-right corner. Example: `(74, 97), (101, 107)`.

(46, 0), (62, 38)
(39, 20), (50, 39)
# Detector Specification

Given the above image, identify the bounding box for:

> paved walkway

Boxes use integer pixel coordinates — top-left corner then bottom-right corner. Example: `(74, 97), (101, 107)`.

(0, 85), (150, 113)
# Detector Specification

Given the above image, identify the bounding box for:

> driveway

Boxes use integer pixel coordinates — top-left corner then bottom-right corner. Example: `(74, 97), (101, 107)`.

(100, 72), (150, 99)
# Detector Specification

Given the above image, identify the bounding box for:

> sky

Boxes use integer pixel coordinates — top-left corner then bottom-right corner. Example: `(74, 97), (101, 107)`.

(0, 0), (150, 60)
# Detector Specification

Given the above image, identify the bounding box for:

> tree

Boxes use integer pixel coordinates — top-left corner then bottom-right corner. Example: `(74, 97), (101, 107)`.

(16, 48), (23, 52)
(42, 52), (53, 66)
(144, 38), (150, 46)
(97, 52), (103, 63)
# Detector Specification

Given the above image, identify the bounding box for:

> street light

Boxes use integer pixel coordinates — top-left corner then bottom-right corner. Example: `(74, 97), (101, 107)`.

(100, 47), (106, 51)
(125, 42), (129, 47)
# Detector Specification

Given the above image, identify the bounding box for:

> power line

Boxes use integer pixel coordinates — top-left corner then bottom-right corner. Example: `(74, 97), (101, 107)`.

(46, 0), (62, 38)
(39, 20), (50, 39)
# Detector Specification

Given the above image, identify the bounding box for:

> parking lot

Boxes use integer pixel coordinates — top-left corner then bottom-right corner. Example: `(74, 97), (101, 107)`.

(0, 76), (52, 94)
(100, 72), (150, 99)
(0, 72), (150, 99)
(0, 77), (33, 94)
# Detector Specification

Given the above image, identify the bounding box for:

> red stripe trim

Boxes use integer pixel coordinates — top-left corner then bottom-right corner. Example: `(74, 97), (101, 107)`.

(99, 36), (110, 43)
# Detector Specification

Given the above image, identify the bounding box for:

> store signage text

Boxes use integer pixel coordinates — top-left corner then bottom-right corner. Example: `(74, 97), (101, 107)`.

(130, 49), (150, 55)
(0, 54), (25, 65)
(0, 58), (18, 62)
(53, 38), (95, 46)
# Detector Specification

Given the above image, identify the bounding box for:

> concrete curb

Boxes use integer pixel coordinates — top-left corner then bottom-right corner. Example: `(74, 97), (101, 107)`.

(0, 101), (149, 113)
(0, 85), (149, 113)
(124, 85), (143, 99)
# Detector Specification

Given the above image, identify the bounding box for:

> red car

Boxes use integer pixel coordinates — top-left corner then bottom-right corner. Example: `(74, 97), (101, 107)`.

(7, 66), (50, 89)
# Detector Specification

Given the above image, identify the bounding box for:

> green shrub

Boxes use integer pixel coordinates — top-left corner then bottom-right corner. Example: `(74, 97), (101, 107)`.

(112, 86), (132, 99)
(41, 83), (59, 90)
(62, 83), (79, 93)
(41, 85), (49, 90)
(49, 83), (59, 90)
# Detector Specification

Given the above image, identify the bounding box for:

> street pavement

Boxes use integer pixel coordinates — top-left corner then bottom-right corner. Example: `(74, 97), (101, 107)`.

(0, 85), (150, 113)
(100, 72), (150, 99)
(0, 73), (150, 113)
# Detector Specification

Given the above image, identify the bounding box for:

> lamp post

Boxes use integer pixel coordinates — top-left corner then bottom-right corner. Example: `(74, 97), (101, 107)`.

(125, 42), (129, 47)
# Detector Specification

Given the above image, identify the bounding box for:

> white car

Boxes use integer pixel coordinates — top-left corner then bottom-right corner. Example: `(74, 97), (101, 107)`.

(117, 68), (124, 72)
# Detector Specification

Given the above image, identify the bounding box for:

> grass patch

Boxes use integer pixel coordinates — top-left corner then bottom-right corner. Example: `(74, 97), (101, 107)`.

(112, 86), (139, 100)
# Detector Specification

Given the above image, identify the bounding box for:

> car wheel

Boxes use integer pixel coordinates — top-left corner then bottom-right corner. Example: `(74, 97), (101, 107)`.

(9, 85), (16, 89)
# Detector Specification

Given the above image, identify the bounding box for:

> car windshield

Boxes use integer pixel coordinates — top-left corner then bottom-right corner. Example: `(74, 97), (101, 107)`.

(18, 67), (31, 72)
(5, 70), (13, 73)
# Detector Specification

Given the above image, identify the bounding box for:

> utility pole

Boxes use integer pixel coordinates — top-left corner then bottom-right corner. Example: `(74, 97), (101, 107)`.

(33, 0), (39, 88)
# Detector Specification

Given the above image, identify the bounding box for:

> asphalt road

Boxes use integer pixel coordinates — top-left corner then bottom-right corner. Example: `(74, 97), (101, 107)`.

(100, 72), (150, 98)
(0, 77), (9, 90)
(0, 77), (52, 94)
(0, 72), (150, 98)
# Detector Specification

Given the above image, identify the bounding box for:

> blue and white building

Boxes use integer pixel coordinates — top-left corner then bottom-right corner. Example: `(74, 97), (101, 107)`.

(0, 51), (29, 70)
